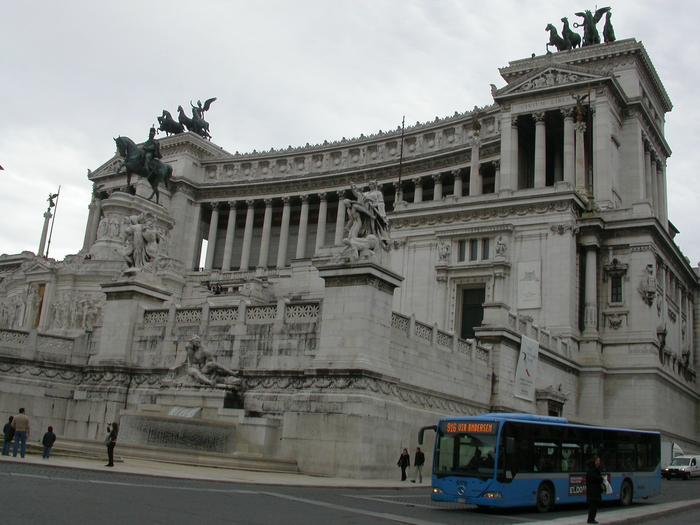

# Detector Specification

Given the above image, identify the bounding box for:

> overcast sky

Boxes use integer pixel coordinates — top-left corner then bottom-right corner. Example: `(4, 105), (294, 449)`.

(2, 0), (699, 265)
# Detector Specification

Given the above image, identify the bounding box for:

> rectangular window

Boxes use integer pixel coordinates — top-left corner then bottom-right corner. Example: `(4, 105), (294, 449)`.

(611, 276), (622, 303)
(458, 240), (467, 262)
(482, 239), (490, 260)
(470, 239), (478, 261)
(460, 288), (485, 339)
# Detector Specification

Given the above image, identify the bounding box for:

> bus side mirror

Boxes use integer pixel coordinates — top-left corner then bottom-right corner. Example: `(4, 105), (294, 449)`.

(418, 425), (437, 445)
(506, 437), (515, 454)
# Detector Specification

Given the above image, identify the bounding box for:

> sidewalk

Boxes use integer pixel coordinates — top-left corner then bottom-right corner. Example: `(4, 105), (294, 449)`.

(0, 451), (413, 488)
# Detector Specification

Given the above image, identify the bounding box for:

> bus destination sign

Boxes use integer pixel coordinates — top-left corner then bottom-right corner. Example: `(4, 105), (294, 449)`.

(440, 421), (499, 435)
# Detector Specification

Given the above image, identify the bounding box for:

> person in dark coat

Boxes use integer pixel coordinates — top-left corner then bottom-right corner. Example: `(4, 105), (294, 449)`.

(2, 416), (14, 456)
(410, 447), (426, 483)
(42, 426), (57, 459)
(105, 422), (119, 467)
(586, 456), (604, 524)
(397, 448), (410, 481)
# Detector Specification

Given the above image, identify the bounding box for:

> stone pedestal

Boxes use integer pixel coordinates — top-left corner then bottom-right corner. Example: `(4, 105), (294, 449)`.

(89, 274), (171, 366)
(310, 259), (403, 377)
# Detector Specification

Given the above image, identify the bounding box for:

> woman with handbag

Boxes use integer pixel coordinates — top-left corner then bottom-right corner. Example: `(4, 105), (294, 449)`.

(586, 456), (604, 524)
(105, 422), (119, 467)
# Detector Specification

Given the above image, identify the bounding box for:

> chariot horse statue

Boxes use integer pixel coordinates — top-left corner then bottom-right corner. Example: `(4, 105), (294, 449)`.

(114, 134), (172, 204)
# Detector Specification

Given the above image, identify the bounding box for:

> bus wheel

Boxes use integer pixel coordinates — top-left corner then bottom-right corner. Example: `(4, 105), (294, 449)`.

(620, 480), (633, 506)
(536, 483), (554, 513)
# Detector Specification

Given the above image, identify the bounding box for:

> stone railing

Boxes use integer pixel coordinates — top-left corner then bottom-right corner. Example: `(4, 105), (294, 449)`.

(508, 312), (572, 357)
(0, 329), (88, 364)
(143, 300), (320, 327)
(391, 312), (489, 363)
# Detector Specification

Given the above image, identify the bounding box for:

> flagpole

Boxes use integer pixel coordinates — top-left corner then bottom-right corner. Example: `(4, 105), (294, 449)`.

(397, 116), (406, 202)
(45, 186), (61, 259)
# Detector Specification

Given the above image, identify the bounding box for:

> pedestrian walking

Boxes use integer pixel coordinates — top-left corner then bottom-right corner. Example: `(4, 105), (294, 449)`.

(410, 447), (425, 483)
(42, 426), (57, 459)
(11, 408), (30, 458)
(397, 448), (410, 481)
(2, 416), (14, 456)
(105, 422), (119, 467)
(586, 456), (604, 524)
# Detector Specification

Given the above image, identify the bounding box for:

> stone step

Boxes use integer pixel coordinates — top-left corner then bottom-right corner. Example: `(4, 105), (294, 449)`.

(37, 437), (300, 474)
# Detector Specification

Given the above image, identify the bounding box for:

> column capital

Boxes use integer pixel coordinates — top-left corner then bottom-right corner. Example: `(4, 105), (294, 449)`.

(532, 111), (546, 122)
(511, 115), (519, 127)
(413, 177), (423, 188)
(282, 196), (292, 206)
(300, 194), (309, 203)
(336, 190), (346, 199)
(451, 168), (462, 178)
(210, 202), (220, 210)
(560, 107), (576, 119)
(492, 160), (501, 170)
(318, 192), (327, 202)
(573, 121), (587, 134)
(432, 173), (442, 183)
(245, 199), (255, 208)
(228, 201), (237, 209)
(264, 198), (273, 207)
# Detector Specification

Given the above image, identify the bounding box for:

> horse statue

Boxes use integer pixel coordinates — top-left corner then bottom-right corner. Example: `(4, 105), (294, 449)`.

(176, 97), (216, 139)
(545, 24), (567, 52)
(157, 110), (184, 136)
(114, 136), (172, 204)
(561, 17), (581, 49)
(574, 7), (610, 46)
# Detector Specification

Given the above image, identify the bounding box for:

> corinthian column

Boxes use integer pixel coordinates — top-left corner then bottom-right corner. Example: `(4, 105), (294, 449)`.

(296, 195), (309, 259)
(315, 192), (328, 253)
(469, 137), (482, 195)
(452, 169), (463, 197)
(239, 200), (255, 271)
(533, 112), (546, 189)
(258, 198), (273, 268)
(574, 118), (587, 192)
(433, 174), (443, 200)
(277, 197), (291, 268)
(413, 178), (423, 203)
(334, 191), (346, 245)
(204, 202), (219, 270)
(562, 107), (575, 186)
(221, 202), (237, 271)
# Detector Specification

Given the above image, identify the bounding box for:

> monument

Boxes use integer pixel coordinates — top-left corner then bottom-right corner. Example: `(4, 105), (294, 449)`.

(1, 13), (699, 478)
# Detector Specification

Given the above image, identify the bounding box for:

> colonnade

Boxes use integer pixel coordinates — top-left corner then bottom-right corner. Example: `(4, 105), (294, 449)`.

(201, 193), (348, 272)
(643, 138), (668, 229)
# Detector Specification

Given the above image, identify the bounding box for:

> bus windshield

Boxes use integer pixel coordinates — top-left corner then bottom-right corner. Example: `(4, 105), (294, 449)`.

(435, 422), (499, 479)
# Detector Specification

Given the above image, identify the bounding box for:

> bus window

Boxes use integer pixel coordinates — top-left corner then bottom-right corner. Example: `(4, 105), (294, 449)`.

(534, 442), (560, 472)
(561, 443), (582, 471)
(435, 431), (498, 478)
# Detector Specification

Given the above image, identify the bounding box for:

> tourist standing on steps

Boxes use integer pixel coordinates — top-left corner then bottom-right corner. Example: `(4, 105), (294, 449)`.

(2, 416), (14, 456)
(105, 422), (119, 467)
(11, 408), (29, 458)
(586, 456), (604, 524)
(410, 447), (425, 483)
(397, 448), (410, 481)
(42, 426), (57, 459)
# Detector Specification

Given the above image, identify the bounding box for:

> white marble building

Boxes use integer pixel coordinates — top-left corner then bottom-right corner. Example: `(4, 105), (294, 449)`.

(1, 38), (698, 478)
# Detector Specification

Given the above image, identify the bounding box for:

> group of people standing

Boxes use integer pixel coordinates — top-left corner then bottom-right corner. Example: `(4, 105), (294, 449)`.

(2, 408), (56, 459)
(2, 408), (118, 467)
(397, 447), (425, 482)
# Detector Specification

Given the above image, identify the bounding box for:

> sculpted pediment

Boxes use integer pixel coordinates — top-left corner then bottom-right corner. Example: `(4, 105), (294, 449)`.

(495, 65), (605, 98)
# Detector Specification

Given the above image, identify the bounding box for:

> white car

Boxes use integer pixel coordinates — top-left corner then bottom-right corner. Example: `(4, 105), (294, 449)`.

(662, 455), (700, 480)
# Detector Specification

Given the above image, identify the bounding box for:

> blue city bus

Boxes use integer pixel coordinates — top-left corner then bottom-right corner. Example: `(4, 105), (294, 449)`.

(418, 413), (661, 512)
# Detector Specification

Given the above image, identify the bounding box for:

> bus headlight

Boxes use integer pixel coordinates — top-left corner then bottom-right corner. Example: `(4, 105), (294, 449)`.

(483, 492), (503, 499)
(432, 488), (444, 494)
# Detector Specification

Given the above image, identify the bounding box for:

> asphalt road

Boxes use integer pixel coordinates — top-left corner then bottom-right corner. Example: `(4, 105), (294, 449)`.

(1, 461), (699, 525)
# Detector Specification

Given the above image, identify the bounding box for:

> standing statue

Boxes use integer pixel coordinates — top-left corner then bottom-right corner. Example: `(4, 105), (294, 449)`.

(343, 181), (390, 245)
(122, 213), (161, 271)
(603, 11), (616, 43)
(177, 98), (216, 139)
(114, 129), (172, 204)
(638, 264), (657, 306)
(574, 7), (611, 47)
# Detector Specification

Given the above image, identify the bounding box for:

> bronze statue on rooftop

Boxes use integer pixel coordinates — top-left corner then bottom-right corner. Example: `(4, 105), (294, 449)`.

(114, 128), (172, 204)
(574, 7), (611, 46)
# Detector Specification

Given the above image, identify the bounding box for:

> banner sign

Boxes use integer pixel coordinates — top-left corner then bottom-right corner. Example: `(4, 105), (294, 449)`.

(514, 335), (539, 401)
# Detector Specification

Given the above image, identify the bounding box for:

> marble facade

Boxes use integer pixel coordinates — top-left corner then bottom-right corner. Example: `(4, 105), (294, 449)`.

(1, 39), (698, 478)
